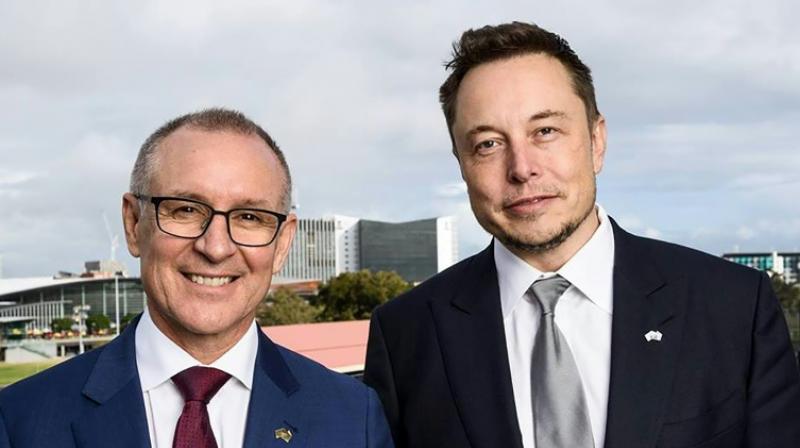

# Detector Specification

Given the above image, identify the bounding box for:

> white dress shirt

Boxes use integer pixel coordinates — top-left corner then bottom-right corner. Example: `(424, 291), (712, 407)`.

(135, 309), (258, 448)
(498, 205), (615, 448)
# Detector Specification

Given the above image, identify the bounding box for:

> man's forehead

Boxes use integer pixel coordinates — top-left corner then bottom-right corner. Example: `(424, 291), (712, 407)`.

(454, 55), (583, 125)
(147, 127), (284, 208)
(154, 128), (279, 173)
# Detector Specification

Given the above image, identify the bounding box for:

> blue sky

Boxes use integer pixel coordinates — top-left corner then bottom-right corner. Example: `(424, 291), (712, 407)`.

(1, 0), (798, 277)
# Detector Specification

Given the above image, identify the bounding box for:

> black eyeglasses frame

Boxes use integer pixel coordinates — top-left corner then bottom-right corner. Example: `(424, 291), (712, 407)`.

(134, 194), (288, 247)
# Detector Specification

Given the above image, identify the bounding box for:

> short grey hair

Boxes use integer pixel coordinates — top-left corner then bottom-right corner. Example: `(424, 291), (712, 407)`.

(130, 107), (292, 213)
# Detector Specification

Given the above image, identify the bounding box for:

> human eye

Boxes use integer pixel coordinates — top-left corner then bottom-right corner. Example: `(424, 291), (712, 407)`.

(162, 200), (206, 220)
(534, 127), (560, 142)
(474, 139), (502, 154)
(232, 210), (276, 229)
(238, 212), (263, 223)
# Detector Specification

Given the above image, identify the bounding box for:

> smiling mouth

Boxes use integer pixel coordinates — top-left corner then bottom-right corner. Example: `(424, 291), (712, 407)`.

(185, 274), (237, 287)
(505, 195), (558, 209)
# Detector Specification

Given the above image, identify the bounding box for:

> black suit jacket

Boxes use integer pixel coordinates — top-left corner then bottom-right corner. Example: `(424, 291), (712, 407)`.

(364, 220), (800, 448)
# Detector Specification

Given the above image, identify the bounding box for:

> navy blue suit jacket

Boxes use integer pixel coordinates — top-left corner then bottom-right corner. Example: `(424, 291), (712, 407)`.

(364, 220), (800, 448)
(0, 317), (393, 448)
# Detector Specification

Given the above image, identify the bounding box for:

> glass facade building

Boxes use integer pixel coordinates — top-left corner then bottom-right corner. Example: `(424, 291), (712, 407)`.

(281, 215), (458, 283)
(722, 252), (800, 284)
(0, 277), (145, 332)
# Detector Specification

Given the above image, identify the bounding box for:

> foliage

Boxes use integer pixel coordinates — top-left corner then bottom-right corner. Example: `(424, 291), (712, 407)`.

(317, 270), (410, 321)
(771, 273), (800, 314)
(86, 314), (111, 334)
(256, 288), (320, 326)
(50, 318), (74, 333)
(120, 313), (138, 331)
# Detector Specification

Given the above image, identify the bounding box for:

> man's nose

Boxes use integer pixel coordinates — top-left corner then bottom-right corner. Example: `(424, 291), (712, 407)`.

(507, 141), (541, 183)
(194, 214), (237, 262)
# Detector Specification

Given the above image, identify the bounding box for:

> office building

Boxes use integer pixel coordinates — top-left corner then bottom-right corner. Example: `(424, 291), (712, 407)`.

(281, 215), (360, 281)
(281, 215), (458, 283)
(722, 251), (800, 284)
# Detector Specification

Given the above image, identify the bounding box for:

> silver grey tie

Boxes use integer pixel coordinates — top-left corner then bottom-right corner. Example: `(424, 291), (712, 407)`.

(531, 276), (594, 448)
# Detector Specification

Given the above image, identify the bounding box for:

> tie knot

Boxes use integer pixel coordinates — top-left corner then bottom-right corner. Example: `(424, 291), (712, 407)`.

(172, 366), (231, 404)
(530, 275), (571, 315)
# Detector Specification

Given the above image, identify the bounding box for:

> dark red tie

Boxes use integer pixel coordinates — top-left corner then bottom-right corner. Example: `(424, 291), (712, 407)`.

(172, 366), (231, 448)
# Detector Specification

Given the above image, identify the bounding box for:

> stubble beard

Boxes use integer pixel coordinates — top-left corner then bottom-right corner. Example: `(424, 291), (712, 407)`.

(493, 190), (597, 255)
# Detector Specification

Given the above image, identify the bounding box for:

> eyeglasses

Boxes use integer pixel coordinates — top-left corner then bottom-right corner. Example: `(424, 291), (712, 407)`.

(135, 195), (287, 247)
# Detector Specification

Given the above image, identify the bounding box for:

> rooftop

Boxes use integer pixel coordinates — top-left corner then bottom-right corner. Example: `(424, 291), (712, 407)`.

(262, 320), (369, 373)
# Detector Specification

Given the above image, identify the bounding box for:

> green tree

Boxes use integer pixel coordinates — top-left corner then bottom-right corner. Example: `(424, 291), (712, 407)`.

(317, 270), (410, 321)
(771, 273), (800, 314)
(771, 273), (800, 346)
(256, 288), (320, 326)
(86, 314), (111, 334)
(50, 317), (74, 333)
(120, 313), (138, 332)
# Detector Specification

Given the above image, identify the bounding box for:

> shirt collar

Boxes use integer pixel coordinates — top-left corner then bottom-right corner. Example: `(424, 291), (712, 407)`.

(135, 307), (258, 392)
(496, 204), (615, 318)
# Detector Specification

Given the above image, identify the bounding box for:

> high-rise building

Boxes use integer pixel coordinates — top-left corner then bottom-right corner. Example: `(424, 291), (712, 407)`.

(281, 215), (360, 281)
(359, 217), (458, 283)
(281, 215), (458, 283)
(722, 251), (800, 284)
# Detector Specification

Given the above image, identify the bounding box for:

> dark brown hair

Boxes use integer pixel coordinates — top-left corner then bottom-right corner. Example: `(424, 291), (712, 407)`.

(130, 107), (292, 212)
(439, 22), (600, 151)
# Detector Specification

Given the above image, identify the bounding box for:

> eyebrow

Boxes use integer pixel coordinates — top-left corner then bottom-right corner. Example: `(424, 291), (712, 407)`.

(529, 109), (568, 121)
(465, 109), (569, 137)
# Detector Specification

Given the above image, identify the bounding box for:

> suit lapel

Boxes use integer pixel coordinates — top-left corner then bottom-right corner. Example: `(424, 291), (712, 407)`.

(72, 316), (151, 448)
(604, 222), (688, 448)
(429, 243), (524, 448)
(243, 328), (310, 448)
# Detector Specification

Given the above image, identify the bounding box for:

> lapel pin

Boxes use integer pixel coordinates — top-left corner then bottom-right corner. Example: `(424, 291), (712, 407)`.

(644, 330), (663, 342)
(274, 427), (293, 443)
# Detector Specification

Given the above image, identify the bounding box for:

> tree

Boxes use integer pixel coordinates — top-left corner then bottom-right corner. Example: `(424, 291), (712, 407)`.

(771, 273), (800, 314)
(317, 270), (411, 321)
(256, 288), (320, 326)
(50, 317), (74, 333)
(120, 313), (138, 331)
(86, 314), (111, 335)
(771, 273), (800, 346)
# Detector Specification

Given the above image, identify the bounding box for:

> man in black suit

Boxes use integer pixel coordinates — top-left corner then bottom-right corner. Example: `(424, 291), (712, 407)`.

(363, 22), (800, 448)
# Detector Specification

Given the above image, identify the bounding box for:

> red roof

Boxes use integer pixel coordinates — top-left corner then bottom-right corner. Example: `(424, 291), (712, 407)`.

(261, 320), (369, 373)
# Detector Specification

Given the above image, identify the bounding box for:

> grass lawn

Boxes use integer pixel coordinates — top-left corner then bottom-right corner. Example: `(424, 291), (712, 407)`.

(0, 360), (62, 386)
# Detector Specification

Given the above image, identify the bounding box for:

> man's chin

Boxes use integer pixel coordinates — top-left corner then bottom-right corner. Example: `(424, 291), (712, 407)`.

(499, 232), (565, 254)
(497, 220), (580, 254)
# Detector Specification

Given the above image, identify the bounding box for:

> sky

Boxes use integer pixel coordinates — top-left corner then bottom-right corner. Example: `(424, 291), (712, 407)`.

(1, 0), (798, 278)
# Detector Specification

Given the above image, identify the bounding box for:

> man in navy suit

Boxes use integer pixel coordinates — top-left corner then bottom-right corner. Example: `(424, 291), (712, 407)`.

(364, 22), (800, 447)
(0, 108), (393, 448)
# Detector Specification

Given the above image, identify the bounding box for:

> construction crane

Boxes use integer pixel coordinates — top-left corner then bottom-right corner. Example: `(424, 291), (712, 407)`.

(102, 211), (122, 335)
(102, 211), (119, 261)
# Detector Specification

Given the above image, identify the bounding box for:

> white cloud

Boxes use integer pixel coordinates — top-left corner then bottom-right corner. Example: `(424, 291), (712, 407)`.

(1, 0), (798, 275)
(435, 182), (467, 198)
(0, 170), (39, 186)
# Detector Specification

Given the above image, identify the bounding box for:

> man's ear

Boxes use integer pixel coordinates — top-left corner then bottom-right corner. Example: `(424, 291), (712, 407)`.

(272, 214), (297, 274)
(591, 114), (608, 175)
(122, 193), (143, 258)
